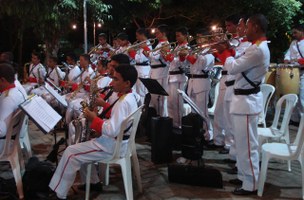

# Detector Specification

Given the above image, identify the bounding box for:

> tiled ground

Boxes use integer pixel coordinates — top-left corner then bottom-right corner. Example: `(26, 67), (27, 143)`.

(0, 112), (302, 200)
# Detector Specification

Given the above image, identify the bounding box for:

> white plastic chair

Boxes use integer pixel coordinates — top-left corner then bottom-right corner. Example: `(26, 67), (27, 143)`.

(258, 84), (275, 127)
(19, 116), (32, 159)
(258, 94), (298, 171)
(258, 113), (304, 199)
(85, 105), (144, 200)
(208, 81), (220, 116)
(0, 109), (26, 199)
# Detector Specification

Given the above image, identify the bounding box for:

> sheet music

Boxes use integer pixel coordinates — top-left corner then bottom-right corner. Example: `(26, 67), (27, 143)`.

(20, 95), (62, 134)
(177, 89), (207, 122)
(44, 82), (68, 107)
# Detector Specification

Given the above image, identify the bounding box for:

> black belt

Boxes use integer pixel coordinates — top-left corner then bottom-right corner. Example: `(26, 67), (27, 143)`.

(234, 87), (260, 95)
(187, 74), (208, 79)
(225, 80), (235, 87)
(222, 70), (228, 75)
(0, 135), (16, 140)
(136, 62), (149, 66)
(169, 70), (184, 75)
(151, 64), (167, 69)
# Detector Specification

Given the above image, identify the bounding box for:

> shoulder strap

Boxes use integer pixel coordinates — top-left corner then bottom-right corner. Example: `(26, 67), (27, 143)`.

(29, 64), (37, 78)
(296, 42), (304, 58)
(241, 72), (261, 88)
(98, 98), (119, 119)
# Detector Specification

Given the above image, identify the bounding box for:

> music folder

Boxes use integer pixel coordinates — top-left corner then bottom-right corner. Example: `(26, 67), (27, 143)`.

(44, 82), (68, 107)
(19, 95), (62, 134)
(139, 78), (169, 96)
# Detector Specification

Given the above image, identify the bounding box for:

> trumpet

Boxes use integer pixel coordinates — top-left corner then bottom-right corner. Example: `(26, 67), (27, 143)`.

(144, 41), (177, 56)
(189, 37), (241, 56)
(123, 38), (156, 53)
(188, 32), (235, 43)
(88, 44), (101, 55)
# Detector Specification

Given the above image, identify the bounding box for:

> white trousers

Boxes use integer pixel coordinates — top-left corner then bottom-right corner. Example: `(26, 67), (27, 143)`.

(167, 81), (186, 128)
(135, 66), (150, 105)
(150, 78), (168, 117)
(49, 140), (110, 199)
(223, 100), (236, 160)
(213, 88), (226, 145)
(232, 113), (259, 191)
(291, 74), (304, 122)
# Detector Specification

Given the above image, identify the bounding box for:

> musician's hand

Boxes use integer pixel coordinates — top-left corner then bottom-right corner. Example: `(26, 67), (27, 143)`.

(83, 108), (97, 121)
(95, 97), (106, 107)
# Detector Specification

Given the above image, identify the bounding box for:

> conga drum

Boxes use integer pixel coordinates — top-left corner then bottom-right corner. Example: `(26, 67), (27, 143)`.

(276, 63), (300, 96)
(265, 63), (277, 87)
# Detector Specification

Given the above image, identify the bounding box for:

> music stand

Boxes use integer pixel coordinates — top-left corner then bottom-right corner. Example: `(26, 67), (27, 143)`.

(44, 82), (68, 152)
(44, 82), (68, 108)
(177, 89), (207, 122)
(139, 78), (169, 115)
(19, 95), (62, 134)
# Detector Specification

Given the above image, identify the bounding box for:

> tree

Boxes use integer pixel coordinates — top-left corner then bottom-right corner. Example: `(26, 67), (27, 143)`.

(0, 0), (111, 66)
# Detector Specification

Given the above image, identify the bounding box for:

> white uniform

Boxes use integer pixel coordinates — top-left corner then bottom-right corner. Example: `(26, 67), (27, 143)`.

(67, 65), (82, 83)
(49, 92), (138, 199)
(91, 43), (114, 64)
(133, 42), (152, 105)
(285, 39), (304, 122)
(167, 43), (188, 128)
(225, 39), (270, 191)
(32, 67), (65, 102)
(213, 61), (228, 146)
(187, 54), (214, 140)
(223, 39), (251, 159)
(149, 40), (169, 116)
(0, 85), (27, 152)
(23, 63), (46, 94)
(65, 67), (95, 124)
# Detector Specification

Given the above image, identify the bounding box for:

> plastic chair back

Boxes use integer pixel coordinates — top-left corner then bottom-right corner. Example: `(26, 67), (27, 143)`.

(271, 94), (298, 132)
(0, 109), (25, 158)
(258, 84), (275, 127)
(111, 105), (144, 161)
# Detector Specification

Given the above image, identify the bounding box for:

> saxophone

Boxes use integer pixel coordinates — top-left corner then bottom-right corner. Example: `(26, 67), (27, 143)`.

(75, 76), (101, 143)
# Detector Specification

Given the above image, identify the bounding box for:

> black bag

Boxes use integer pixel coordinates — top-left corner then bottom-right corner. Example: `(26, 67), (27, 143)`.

(23, 157), (55, 199)
(151, 116), (173, 164)
(168, 164), (223, 188)
(0, 177), (18, 200)
(181, 113), (205, 160)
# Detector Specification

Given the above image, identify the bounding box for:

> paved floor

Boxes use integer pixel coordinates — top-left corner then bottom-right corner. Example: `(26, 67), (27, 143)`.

(0, 114), (302, 200)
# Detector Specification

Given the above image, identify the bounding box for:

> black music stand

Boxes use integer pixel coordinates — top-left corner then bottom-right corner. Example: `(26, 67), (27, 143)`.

(139, 78), (169, 115)
(44, 83), (69, 163)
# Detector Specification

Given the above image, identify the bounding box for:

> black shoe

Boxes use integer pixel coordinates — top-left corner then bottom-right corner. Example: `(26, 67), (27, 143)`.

(289, 120), (299, 127)
(232, 187), (257, 195)
(219, 148), (229, 154)
(226, 166), (238, 174)
(57, 198), (67, 200)
(78, 182), (103, 192)
(229, 178), (242, 185)
(205, 141), (224, 150)
(223, 158), (236, 164)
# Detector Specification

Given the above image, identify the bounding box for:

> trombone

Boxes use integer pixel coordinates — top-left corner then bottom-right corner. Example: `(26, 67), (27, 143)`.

(123, 38), (156, 53)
